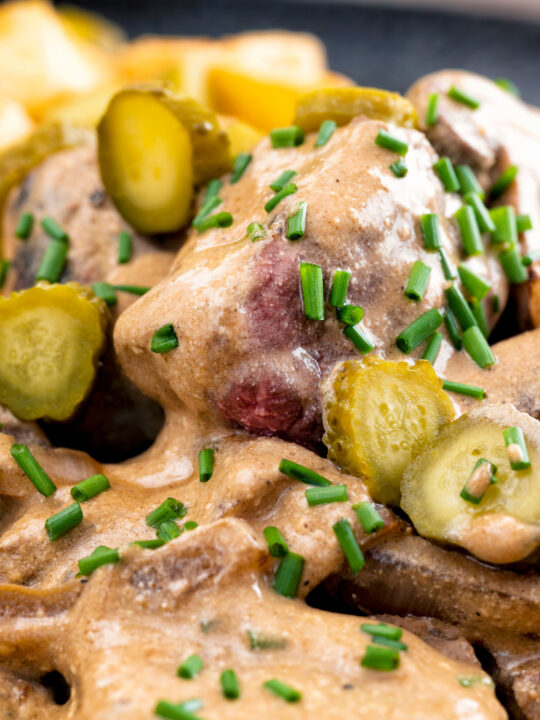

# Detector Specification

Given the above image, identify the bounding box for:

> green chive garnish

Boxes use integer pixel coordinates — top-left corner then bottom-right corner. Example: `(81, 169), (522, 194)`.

(45, 502), (82, 541)
(151, 323), (178, 353)
(78, 545), (120, 575)
(444, 309), (462, 350)
(445, 285), (477, 330)
(522, 251), (540, 267)
(490, 206), (517, 245)
(463, 192), (495, 233)
(113, 284), (150, 295)
(375, 129), (408, 156)
(490, 165), (518, 200)
(247, 630), (287, 650)
(146, 497), (186, 527)
(35, 239), (68, 282)
(425, 92), (439, 126)
(92, 281), (117, 307)
(404, 260), (431, 301)
(305, 484), (348, 506)
(131, 539), (165, 549)
(199, 448), (214, 482)
(274, 551), (305, 598)
(389, 158), (407, 177)
(442, 379), (485, 400)
(361, 644), (400, 671)
(269, 125), (304, 148)
(41, 217), (68, 242)
(286, 201), (307, 240)
(434, 157), (461, 193)
(15, 211), (34, 239)
(420, 213), (441, 250)
(154, 700), (203, 719)
(336, 304), (364, 325)
(265, 183), (297, 212)
(447, 86), (480, 109)
(343, 324), (374, 354)
(438, 247), (457, 280)
(300, 261), (324, 320)
(499, 246), (528, 284)
(0, 259), (10, 289)
(494, 77), (520, 96)
(221, 669), (240, 699)
(71, 473), (110, 502)
(461, 458), (497, 504)
(269, 169), (297, 192)
(156, 520), (182, 541)
(205, 179), (222, 201)
(247, 221), (266, 242)
(118, 230), (132, 263)
(192, 196), (222, 229)
(263, 679), (301, 702)
(231, 152), (252, 183)
(361, 623), (403, 641)
(329, 269), (350, 306)
(333, 519), (364, 573)
(457, 265), (491, 300)
(422, 331), (443, 364)
(372, 636), (408, 652)
(503, 426), (531, 470)
(178, 654), (204, 679)
(353, 502), (384, 534)
(196, 211), (233, 233)
(279, 458), (331, 486)
(516, 214), (532, 233)
(184, 521), (198, 530)
(456, 165), (484, 198)
(455, 205), (483, 256)
(10, 443), (56, 496)
(462, 325), (496, 368)
(315, 119), (337, 147)
(263, 526), (289, 557)
(396, 308), (443, 353)
(470, 298), (489, 338)
(492, 294), (500, 313)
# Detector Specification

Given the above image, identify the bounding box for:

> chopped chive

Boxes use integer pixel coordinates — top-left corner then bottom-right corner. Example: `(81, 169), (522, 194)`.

(286, 201), (307, 240)
(154, 700), (204, 719)
(315, 119), (337, 147)
(371, 636), (408, 652)
(279, 458), (331, 486)
(500, 246), (528, 284)
(442, 379), (485, 400)
(438, 247), (457, 280)
(492, 294), (500, 313)
(41, 216), (68, 242)
(343, 324), (374, 354)
(273, 551), (305, 598)
(490, 165), (518, 200)
(192, 196), (222, 228)
(15, 211), (34, 239)
(434, 157), (461, 193)
(45, 502), (82, 541)
(329, 270), (350, 307)
(199, 448), (214, 482)
(375, 129), (408, 156)
(131, 539), (165, 549)
(118, 230), (132, 263)
(10, 443), (56, 496)
(35, 239), (68, 282)
(263, 526), (289, 557)
(247, 630), (287, 650)
(145, 497), (187, 527)
(263, 679), (301, 703)
(336, 304), (364, 325)
(470, 298), (489, 338)
(422, 331), (443, 364)
(447, 86), (480, 109)
(0, 259), (10, 288)
(444, 308), (462, 350)
(205, 179), (222, 201)
(353, 502), (384, 534)
(457, 265), (491, 300)
(333, 518), (365, 573)
(462, 325), (496, 368)
(184, 521), (198, 530)
(177, 654), (204, 680)
(404, 260), (431, 301)
(196, 211), (233, 233)
(151, 323), (178, 353)
(269, 125), (304, 148)
(522, 252), (539, 267)
(503, 426), (531, 470)
(361, 623), (403, 641)
(389, 158), (407, 177)
(231, 152), (252, 183)
(247, 221), (266, 242)
(71, 473), (110, 502)
(221, 669), (240, 699)
(361, 644), (400, 671)
(464, 192), (495, 233)
(92, 281), (117, 307)
(420, 213), (441, 250)
(494, 77), (520, 96)
(425, 92), (439, 126)
(305, 484), (348, 506)
(490, 206), (517, 245)
(461, 458), (497, 504)
(516, 214), (532, 233)
(396, 308), (443, 354)
(445, 285), (477, 331)
(156, 521), (183, 541)
(300, 261), (324, 320)
(456, 165), (484, 199)
(265, 183), (297, 213)
(269, 169), (297, 192)
(113, 284), (150, 295)
(455, 206), (483, 256)
(78, 545), (119, 575)
(458, 675), (494, 688)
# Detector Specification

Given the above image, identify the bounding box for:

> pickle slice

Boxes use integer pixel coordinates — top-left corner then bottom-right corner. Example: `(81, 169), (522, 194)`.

(97, 86), (231, 234)
(0, 282), (107, 421)
(294, 87), (418, 133)
(401, 405), (540, 564)
(323, 357), (454, 506)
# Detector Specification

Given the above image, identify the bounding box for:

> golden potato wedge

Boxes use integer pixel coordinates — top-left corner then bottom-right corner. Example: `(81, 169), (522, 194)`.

(0, 95), (34, 152)
(41, 83), (121, 129)
(218, 115), (264, 155)
(58, 4), (126, 52)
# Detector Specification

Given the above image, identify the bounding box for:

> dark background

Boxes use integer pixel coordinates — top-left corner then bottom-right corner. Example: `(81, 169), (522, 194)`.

(56, 0), (540, 103)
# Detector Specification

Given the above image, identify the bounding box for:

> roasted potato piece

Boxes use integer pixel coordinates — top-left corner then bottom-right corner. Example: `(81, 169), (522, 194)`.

(98, 86), (230, 234)
(401, 405), (540, 564)
(0, 282), (107, 421)
(41, 83), (121, 129)
(295, 87), (418, 133)
(0, 96), (34, 152)
(58, 5), (126, 52)
(323, 357), (455, 506)
(218, 114), (263, 155)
